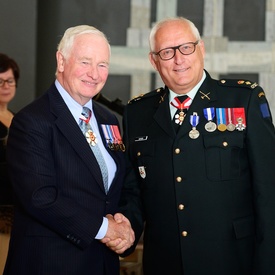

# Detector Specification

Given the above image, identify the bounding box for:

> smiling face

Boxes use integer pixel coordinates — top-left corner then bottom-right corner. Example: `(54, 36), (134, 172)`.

(149, 20), (205, 95)
(56, 33), (110, 105)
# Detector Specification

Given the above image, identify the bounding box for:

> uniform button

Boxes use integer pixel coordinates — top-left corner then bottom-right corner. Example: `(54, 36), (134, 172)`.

(178, 204), (185, 210)
(176, 177), (182, 182)
(222, 142), (228, 147)
(137, 152), (141, 156)
(182, 231), (188, 237)
(175, 148), (180, 154)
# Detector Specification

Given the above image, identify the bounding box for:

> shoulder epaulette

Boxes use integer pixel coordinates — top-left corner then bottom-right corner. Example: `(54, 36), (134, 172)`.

(128, 87), (165, 104)
(218, 79), (258, 89)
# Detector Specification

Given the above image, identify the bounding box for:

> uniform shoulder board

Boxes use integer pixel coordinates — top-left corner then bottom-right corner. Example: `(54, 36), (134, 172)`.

(218, 79), (258, 89)
(128, 87), (165, 104)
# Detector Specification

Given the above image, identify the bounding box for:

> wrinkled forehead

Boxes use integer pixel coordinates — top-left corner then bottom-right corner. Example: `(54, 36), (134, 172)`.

(154, 22), (196, 50)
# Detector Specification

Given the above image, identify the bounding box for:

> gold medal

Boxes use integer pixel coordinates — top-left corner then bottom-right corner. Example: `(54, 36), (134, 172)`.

(217, 123), (227, 132)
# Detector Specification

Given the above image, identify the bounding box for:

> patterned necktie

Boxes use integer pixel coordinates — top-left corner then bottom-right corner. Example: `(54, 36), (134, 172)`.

(171, 95), (192, 132)
(79, 106), (109, 193)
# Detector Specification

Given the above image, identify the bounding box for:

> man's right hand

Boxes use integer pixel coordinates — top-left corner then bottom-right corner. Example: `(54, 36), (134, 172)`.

(100, 213), (135, 254)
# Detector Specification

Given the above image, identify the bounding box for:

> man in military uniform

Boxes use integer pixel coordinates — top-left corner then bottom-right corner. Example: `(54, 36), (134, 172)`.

(112, 17), (275, 274)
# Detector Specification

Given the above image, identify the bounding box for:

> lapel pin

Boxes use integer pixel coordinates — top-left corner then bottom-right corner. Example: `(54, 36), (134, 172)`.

(199, 91), (211, 100)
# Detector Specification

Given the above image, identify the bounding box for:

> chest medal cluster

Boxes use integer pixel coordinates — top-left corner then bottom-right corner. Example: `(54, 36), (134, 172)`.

(101, 124), (125, 152)
(188, 107), (246, 139)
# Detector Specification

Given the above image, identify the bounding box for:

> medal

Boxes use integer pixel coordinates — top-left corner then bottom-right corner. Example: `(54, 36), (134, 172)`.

(85, 130), (97, 146)
(175, 111), (186, 124)
(233, 108), (246, 131)
(216, 108), (227, 132)
(101, 124), (125, 152)
(189, 112), (200, 139)
(226, 108), (236, 131)
(101, 124), (114, 149)
(227, 123), (235, 131)
(203, 107), (217, 132)
(189, 128), (200, 139)
(205, 121), (217, 132)
(171, 96), (192, 125)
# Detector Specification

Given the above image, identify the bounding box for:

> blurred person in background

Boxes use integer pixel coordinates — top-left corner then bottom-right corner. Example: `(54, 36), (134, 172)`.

(0, 53), (20, 274)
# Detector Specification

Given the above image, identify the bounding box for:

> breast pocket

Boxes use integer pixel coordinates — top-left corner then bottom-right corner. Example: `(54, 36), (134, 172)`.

(203, 131), (245, 181)
(130, 138), (155, 183)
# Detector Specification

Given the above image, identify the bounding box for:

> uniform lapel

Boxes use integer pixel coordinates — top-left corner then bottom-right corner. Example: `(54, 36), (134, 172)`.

(153, 87), (175, 138)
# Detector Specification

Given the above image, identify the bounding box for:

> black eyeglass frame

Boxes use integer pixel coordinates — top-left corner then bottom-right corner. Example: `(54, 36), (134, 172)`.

(152, 40), (200, 61)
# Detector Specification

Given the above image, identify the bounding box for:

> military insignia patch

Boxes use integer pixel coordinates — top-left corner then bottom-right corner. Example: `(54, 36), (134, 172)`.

(138, 166), (146, 179)
(260, 103), (271, 118)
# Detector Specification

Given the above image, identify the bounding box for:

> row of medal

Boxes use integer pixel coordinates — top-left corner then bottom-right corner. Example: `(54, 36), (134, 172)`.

(101, 124), (126, 152)
(188, 107), (246, 139)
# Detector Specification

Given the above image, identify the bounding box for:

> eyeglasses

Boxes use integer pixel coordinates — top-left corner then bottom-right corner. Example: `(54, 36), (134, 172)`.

(152, 41), (199, 61)
(0, 78), (16, 87)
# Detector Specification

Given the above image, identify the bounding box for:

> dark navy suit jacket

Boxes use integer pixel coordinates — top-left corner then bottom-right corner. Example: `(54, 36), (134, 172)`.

(4, 83), (125, 275)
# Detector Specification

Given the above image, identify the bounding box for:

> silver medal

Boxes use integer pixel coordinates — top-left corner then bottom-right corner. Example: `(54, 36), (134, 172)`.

(189, 128), (200, 139)
(227, 123), (236, 131)
(205, 121), (217, 132)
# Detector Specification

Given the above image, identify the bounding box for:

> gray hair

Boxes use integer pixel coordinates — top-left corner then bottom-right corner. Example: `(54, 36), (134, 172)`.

(57, 25), (111, 59)
(149, 17), (201, 52)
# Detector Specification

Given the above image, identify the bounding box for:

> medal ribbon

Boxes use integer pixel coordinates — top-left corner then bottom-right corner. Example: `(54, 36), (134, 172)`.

(189, 113), (199, 127)
(226, 108), (233, 123)
(80, 111), (91, 124)
(171, 96), (192, 110)
(203, 107), (215, 121)
(112, 125), (123, 144)
(216, 108), (226, 126)
(109, 125), (118, 145)
(101, 124), (113, 145)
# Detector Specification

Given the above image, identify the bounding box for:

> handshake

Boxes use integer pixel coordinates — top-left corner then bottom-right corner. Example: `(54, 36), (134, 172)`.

(101, 213), (135, 254)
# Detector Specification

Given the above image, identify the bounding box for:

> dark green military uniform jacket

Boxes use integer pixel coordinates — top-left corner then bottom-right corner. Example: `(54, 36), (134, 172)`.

(120, 70), (275, 275)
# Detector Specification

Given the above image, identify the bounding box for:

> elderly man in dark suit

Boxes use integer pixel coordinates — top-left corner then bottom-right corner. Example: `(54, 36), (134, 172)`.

(109, 17), (275, 275)
(4, 25), (134, 275)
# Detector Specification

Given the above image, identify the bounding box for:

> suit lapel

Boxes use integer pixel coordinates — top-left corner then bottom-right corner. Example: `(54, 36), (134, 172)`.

(48, 86), (104, 188)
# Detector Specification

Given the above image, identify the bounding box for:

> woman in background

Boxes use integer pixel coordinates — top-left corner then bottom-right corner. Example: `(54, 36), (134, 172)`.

(0, 53), (20, 274)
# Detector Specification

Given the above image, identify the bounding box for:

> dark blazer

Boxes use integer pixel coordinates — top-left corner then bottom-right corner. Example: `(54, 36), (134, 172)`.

(120, 71), (275, 275)
(4, 83), (125, 275)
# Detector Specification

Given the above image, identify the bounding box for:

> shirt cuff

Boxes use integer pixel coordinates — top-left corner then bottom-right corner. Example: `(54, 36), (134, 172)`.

(95, 217), (108, 239)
